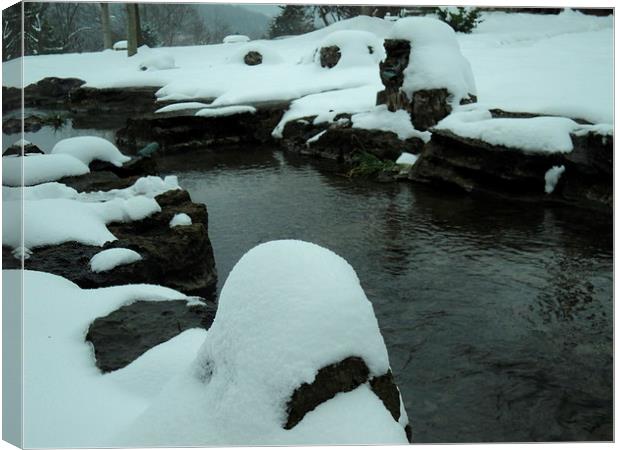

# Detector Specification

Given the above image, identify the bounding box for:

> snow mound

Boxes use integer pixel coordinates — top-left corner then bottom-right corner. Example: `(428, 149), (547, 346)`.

(115, 240), (405, 446)
(51, 136), (130, 167)
(435, 108), (579, 153)
(223, 34), (250, 44)
(544, 165), (566, 194)
(229, 43), (284, 65)
(138, 52), (176, 71)
(311, 30), (385, 68)
(113, 40), (127, 50)
(351, 105), (432, 142)
(195, 105), (256, 117)
(13, 269), (203, 448)
(155, 102), (211, 113)
(3, 196), (160, 249)
(90, 248), (143, 273)
(389, 17), (476, 104)
(396, 152), (419, 166)
(169, 213), (192, 227)
(2, 154), (90, 187)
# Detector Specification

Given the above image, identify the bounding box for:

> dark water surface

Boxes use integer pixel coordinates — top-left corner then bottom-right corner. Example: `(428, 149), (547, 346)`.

(159, 147), (613, 443)
(10, 125), (613, 442)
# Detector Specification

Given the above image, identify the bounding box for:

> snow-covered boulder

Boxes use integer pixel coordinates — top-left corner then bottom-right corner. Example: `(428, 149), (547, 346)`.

(51, 136), (130, 167)
(90, 248), (143, 273)
(2, 154), (90, 187)
(115, 240), (410, 446)
(138, 52), (176, 71)
(229, 43), (283, 66)
(169, 213), (192, 227)
(223, 34), (250, 44)
(312, 30), (385, 69)
(113, 40), (128, 50)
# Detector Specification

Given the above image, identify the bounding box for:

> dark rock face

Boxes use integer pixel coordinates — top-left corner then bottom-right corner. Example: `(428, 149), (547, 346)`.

(89, 156), (158, 178)
(410, 128), (612, 211)
(244, 51), (263, 66)
(2, 142), (45, 157)
(284, 356), (411, 442)
(319, 45), (341, 68)
(116, 102), (287, 154)
(377, 39), (411, 112)
(68, 85), (159, 117)
(60, 171), (140, 193)
(3, 115), (46, 134)
(410, 88), (452, 131)
(3, 77), (86, 111)
(279, 116), (424, 164)
(86, 299), (216, 372)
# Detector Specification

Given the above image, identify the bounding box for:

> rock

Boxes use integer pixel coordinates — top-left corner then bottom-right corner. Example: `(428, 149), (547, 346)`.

(3, 77), (85, 111)
(284, 356), (412, 442)
(2, 142), (45, 157)
(89, 156), (158, 178)
(410, 88), (452, 131)
(3, 115), (45, 134)
(116, 101), (288, 154)
(69, 85), (159, 117)
(244, 51), (263, 66)
(410, 128), (612, 211)
(86, 299), (216, 372)
(59, 171), (140, 193)
(377, 39), (411, 112)
(319, 45), (341, 68)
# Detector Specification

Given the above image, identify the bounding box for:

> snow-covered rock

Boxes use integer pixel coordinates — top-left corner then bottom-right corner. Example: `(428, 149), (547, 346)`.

(223, 34), (250, 44)
(138, 52), (176, 71)
(51, 136), (131, 167)
(229, 43), (283, 66)
(90, 248), (143, 273)
(396, 152), (419, 166)
(544, 165), (566, 194)
(113, 40), (128, 50)
(115, 240), (409, 446)
(351, 105), (431, 142)
(195, 105), (256, 118)
(312, 30), (385, 69)
(169, 213), (192, 227)
(2, 154), (90, 187)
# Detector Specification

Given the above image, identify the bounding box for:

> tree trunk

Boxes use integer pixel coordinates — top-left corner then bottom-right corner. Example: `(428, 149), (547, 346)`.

(136, 3), (144, 47)
(100, 3), (112, 49)
(360, 5), (374, 16)
(126, 3), (138, 56)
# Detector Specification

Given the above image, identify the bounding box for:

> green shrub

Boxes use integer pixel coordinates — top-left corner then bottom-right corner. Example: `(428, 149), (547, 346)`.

(435, 7), (482, 33)
(348, 151), (395, 178)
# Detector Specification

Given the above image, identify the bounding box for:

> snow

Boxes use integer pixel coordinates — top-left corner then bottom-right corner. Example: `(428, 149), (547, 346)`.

(229, 43), (284, 65)
(115, 240), (407, 446)
(3, 196), (160, 249)
(90, 248), (143, 273)
(195, 105), (256, 117)
(389, 17), (477, 104)
(396, 152), (419, 166)
(435, 108), (581, 154)
(51, 136), (130, 167)
(169, 213), (192, 227)
(2, 154), (90, 187)
(138, 52), (176, 71)
(113, 40), (127, 50)
(12, 246), (32, 260)
(544, 165), (566, 194)
(351, 105), (432, 142)
(223, 34), (250, 44)
(3, 13), (612, 125)
(306, 130), (327, 145)
(155, 101), (211, 113)
(310, 30), (385, 69)
(11, 269), (206, 448)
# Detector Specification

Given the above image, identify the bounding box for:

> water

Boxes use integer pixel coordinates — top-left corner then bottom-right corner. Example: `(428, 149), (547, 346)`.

(12, 125), (613, 442)
(159, 147), (613, 443)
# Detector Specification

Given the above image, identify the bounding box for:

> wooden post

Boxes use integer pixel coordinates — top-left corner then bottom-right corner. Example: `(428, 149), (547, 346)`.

(100, 3), (112, 50)
(126, 3), (138, 56)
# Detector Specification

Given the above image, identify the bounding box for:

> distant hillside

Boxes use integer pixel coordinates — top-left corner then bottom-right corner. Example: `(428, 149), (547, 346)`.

(195, 4), (273, 40)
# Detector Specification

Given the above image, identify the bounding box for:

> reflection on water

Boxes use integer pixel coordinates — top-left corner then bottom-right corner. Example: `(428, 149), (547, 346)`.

(160, 148), (612, 443)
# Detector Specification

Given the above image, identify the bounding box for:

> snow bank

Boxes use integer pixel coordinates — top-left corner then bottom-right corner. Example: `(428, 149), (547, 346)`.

(435, 108), (581, 153)
(223, 34), (250, 44)
(3, 196), (160, 249)
(116, 240), (406, 446)
(389, 17), (476, 104)
(155, 102), (211, 113)
(169, 213), (192, 227)
(544, 165), (566, 194)
(195, 105), (256, 117)
(2, 154), (90, 187)
(396, 152), (419, 166)
(138, 52), (176, 71)
(311, 30), (385, 68)
(14, 269), (205, 448)
(351, 105), (432, 142)
(51, 136), (130, 167)
(90, 248), (143, 273)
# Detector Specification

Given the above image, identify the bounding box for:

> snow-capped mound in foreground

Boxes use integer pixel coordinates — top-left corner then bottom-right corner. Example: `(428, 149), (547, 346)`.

(116, 240), (408, 446)
(311, 29), (385, 68)
(2, 154), (90, 187)
(51, 136), (130, 167)
(389, 17), (476, 104)
(90, 248), (143, 273)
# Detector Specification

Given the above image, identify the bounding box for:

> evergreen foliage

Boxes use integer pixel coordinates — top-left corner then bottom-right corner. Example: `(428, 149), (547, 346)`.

(435, 7), (482, 33)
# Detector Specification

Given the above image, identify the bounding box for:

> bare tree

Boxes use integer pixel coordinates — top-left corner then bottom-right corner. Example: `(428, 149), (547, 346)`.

(100, 3), (112, 49)
(126, 3), (138, 56)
